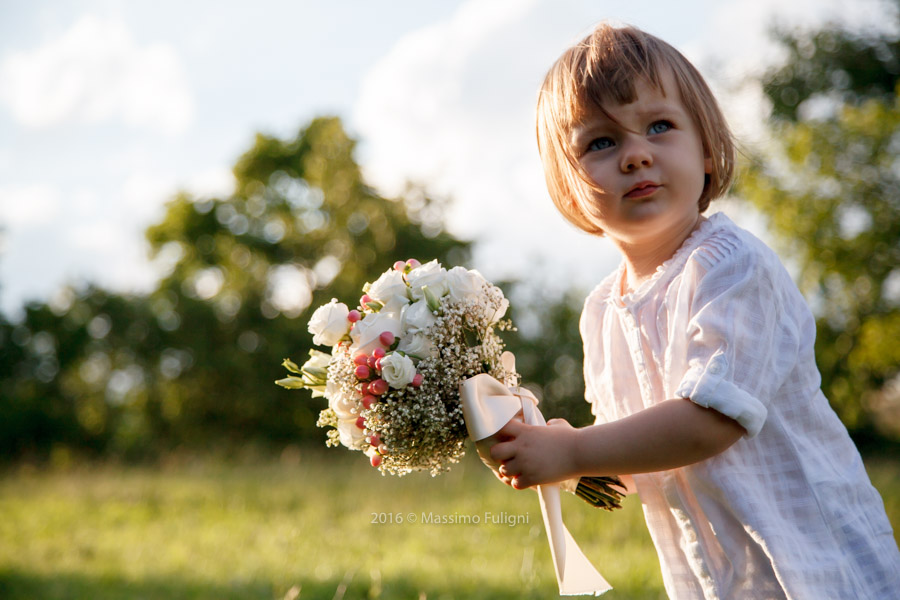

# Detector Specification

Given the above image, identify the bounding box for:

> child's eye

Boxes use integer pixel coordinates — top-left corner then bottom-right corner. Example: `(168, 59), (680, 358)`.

(648, 121), (673, 135)
(587, 137), (614, 152)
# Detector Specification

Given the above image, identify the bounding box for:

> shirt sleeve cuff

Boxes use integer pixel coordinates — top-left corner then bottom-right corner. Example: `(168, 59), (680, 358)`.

(676, 352), (768, 439)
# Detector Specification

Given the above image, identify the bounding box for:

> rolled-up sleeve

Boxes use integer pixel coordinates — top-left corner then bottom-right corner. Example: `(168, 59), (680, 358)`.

(676, 350), (768, 438)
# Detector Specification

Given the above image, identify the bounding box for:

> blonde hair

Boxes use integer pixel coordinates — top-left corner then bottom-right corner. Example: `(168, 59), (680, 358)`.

(536, 23), (735, 235)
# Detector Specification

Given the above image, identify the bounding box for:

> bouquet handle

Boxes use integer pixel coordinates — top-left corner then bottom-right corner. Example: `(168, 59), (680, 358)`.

(460, 373), (612, 596)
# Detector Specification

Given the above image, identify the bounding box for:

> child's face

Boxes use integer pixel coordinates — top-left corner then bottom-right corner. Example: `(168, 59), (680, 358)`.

(568, 69), (712, 247)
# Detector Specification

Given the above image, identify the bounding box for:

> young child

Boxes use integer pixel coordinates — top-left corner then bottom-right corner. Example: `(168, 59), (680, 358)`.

(488, 23), (900, 599)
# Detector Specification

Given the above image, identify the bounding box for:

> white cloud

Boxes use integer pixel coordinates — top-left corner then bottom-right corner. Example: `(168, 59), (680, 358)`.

(185, 167), (236, 200)
(0, 183), (61, 227)
(0, 15), (193, 134)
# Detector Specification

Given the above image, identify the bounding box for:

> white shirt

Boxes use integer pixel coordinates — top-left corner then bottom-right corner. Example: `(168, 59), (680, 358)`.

(580, 213), (900, 599)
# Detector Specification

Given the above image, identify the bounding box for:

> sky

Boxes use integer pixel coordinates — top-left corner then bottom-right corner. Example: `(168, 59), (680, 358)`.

(0, 0), (896, 318)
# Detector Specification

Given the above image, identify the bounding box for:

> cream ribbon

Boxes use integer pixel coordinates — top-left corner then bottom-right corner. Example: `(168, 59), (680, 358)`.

(460, 372), (612, 596)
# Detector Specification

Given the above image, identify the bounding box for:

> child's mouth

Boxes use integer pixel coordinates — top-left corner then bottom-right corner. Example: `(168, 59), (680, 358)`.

(625, 182), (660, 199)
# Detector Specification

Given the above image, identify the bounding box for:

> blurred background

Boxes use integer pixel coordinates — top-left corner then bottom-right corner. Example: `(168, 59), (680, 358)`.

(1, 0), (898, 598)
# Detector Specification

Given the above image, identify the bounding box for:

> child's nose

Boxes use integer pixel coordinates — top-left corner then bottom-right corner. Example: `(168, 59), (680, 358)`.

(620, 137), (653, 172)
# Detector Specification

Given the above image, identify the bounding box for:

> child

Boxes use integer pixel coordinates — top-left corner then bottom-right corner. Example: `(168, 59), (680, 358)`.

(488, 23), (900, 599)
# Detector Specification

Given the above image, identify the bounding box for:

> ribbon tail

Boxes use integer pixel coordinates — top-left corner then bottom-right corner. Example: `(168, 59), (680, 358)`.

(537, 483), (612, 596)
(521, 393), (611, 596)
(460, 374), (612, 595)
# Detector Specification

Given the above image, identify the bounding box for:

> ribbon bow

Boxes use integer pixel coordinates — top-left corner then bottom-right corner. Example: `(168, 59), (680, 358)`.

(460, 372), (611, 596)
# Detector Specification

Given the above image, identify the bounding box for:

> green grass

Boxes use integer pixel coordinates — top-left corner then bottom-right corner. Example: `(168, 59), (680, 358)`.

(0, 450), (897, 600)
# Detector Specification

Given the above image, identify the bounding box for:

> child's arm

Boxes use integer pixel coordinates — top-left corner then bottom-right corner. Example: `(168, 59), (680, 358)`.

(490, 397), (745, 490)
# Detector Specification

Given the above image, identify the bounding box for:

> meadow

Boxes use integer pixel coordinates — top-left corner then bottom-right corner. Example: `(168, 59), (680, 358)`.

(1, 448), (898, 600)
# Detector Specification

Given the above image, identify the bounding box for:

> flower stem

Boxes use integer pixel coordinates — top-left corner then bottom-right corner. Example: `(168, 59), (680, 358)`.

(574, 476), (627, 511)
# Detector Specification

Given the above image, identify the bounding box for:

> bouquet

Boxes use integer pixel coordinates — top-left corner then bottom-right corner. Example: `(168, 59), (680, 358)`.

(277, 258), (625, 508)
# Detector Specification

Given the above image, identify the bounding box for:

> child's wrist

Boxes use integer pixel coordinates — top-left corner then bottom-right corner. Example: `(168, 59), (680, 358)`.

(569, 426), (588, 479)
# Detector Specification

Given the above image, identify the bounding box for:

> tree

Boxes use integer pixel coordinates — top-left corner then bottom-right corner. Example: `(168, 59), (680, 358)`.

(139, 116), (471, 450)
(737, 11), (900, 440)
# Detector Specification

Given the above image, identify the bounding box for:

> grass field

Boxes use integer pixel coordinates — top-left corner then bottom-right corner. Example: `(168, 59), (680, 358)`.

(1, 449), (898, 600)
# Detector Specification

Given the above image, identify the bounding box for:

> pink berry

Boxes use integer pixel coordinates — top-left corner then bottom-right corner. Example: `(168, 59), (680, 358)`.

(369, 434), (381, 447)
(372, 347), (386, 359)
(353, 353), (369, 366)
(406, 259), (421, 269)
(370, 454), (382, 467)
(379, 331), (395, 347)
(411, 373), (424, 387)
(360, 294), (372, 307)
(359, 382), (371, 395)
(367, 355), (378, 369)
(370, 379), (388, 396)
(355, 416), (366, 429)
(361, 395), (377, 409)
(374, 358), (383, 371)
(393, 260), (405, 271)
(354, 365), (370, 380)
(347, 309), (361, 323)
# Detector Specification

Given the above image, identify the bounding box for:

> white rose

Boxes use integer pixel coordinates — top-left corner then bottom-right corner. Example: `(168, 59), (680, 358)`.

(366, 269), (409, 303)
(326, 379), (357, 419)
(406, 259), (448, 300)
(350, 311), (402, 356)
(379, 294), (410, 319)
(401, 300), (436, 334)
(397, 333), (437, 360)
(337, 417), (366, 449)
(446, 266), (487, 304)
(308, 299), (351, 346)
(379, 352), (417, 389)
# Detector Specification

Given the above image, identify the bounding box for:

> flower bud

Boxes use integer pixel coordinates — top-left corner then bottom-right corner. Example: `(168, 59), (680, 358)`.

(370, 454), (382, 467)
(354, 365), (371, 380)
(370, 378), (389, 396)
(361, 395), (377, 409)
(411, 373), (424, 388)
(379, 331), (395, 347)
(347, 310), (361, 323)
(355, 416), (366, 429)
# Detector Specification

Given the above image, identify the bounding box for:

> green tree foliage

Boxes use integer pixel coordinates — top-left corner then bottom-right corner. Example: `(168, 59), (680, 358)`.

(737, 13), (900, 438)
(143, 116), (471, 451)
(0, 287), (162, 459)
(502, 287), (594, 428)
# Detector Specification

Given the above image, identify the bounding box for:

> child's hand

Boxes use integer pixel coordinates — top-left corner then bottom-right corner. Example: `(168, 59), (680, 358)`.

(474, 411), (523, 486)
(490, 417), (579, 490)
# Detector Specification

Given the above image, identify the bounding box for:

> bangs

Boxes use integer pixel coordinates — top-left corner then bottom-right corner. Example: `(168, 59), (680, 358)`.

(547, 26), (668, 134)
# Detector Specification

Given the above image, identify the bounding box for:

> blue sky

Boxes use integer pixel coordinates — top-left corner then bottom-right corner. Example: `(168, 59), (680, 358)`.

(0, 0), (894, 317)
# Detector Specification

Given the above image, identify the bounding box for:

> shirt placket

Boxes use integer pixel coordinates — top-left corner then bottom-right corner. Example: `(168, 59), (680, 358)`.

(621, 307), (655, 409)
(621, 304), (719, 598)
